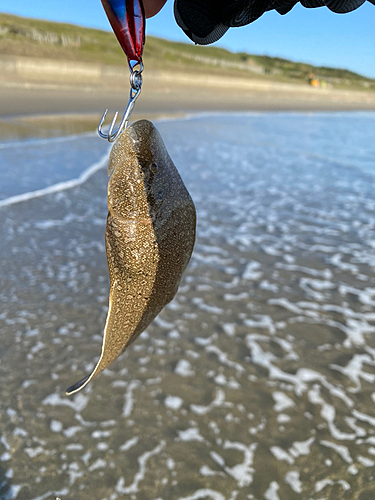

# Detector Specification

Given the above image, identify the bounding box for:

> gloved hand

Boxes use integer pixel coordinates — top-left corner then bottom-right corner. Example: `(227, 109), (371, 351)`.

(144, 0), (374, 45)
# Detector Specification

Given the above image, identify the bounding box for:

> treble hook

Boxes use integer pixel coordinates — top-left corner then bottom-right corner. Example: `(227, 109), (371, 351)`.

(98, 63), (143, 143)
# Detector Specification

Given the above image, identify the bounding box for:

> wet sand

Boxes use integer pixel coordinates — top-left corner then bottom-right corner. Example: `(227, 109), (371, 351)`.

(2, 63), (375, 143)
(1, 73), (375, 119)
(2, 77), (375, 143)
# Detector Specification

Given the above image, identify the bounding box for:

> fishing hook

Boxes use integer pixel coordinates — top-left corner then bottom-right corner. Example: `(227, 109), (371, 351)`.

(98, 62), (143, 143)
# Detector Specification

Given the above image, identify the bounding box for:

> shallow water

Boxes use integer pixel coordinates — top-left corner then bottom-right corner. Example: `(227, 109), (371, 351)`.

(1, 112), (375, 500)
(0, 134), (109, 201)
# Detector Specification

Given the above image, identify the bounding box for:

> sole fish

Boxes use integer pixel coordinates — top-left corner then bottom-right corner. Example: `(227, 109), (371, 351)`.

(66, 120), (196, 395)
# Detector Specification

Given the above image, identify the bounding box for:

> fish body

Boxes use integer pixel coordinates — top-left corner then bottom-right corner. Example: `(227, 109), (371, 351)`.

(67, 120), (196, 395)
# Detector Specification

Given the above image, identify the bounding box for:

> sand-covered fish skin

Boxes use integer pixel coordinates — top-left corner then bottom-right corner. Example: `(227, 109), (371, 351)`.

(67, 120), (196, 394)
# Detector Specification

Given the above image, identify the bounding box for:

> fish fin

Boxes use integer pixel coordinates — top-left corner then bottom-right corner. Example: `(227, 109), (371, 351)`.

(66, 284), (117, 395)
(66, 373), (92, 395)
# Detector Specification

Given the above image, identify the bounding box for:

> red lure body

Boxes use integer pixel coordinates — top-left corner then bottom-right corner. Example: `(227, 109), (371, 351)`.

(101, 0), (145, 65)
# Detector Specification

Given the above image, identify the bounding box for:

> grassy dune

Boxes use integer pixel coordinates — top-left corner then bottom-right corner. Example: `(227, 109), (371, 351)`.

(0, 12), (374, 91)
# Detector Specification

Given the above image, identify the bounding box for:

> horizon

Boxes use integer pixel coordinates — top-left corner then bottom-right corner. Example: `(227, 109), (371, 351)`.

(0, 0), (374, 79)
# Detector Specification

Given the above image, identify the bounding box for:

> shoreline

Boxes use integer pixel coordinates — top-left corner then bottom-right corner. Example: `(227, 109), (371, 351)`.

(2, 106), (375, 143)
(2, 79), (375, 118)
(1, 69), (375, 142)
(2, 64), (375, 142)
(2, 107), (375, 143)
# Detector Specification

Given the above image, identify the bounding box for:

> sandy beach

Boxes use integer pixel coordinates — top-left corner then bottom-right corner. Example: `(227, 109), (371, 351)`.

(1, 64), (375, 141)
(2, 75), (375, 117)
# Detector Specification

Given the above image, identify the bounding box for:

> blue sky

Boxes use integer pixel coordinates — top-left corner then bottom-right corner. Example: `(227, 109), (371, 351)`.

(0, 0), (374, 78)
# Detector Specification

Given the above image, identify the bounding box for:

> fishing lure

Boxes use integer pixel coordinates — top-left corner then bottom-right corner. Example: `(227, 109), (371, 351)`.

(100, 0), (145, 65)
(67, 120), (196, 394)
(98, 0), (146, 142)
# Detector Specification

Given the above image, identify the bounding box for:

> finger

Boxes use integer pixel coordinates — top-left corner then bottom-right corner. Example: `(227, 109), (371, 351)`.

(143, 0), (168, 18)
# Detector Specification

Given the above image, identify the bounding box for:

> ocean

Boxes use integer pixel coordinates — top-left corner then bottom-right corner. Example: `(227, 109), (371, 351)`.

(1, 112), (375, 500)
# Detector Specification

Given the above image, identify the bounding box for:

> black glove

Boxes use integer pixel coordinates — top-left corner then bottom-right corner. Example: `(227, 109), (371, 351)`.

(174, 0), (374, 45)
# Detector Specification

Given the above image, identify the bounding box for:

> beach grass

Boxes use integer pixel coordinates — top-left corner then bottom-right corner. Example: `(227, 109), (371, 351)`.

(1, 12), (375, 92)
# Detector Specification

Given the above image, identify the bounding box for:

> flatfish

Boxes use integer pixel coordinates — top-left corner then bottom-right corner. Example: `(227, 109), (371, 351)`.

(67, 120), (196, 394)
